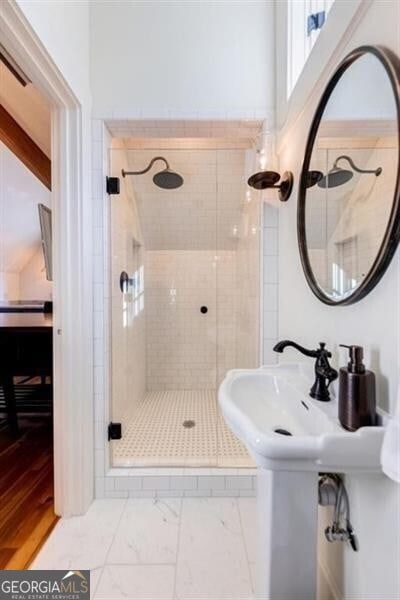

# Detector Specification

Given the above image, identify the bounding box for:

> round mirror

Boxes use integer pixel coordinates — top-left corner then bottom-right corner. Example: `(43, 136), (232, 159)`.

(298, 46), (400, 305)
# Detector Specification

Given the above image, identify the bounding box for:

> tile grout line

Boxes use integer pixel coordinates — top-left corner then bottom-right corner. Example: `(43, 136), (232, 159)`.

(91, 567), (103, 600)
(236, 498), (256, 596)
(94, 497), (129, 597)
(172, 497), (184, 600)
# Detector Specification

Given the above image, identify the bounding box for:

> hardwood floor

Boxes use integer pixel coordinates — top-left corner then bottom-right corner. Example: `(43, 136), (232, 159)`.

(0, 415), (58, 569)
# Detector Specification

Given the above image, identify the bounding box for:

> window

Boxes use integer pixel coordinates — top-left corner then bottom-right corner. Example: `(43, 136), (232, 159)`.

(287, 0), (335, 97)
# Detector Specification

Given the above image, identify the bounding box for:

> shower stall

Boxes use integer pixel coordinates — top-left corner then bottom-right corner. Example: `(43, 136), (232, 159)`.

(108, 141), (260, 468)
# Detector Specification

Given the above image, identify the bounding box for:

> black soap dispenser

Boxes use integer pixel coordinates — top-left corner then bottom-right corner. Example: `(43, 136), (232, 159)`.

(338, 345), (376, 431)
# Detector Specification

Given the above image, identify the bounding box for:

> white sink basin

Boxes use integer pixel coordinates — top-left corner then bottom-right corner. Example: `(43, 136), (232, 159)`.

(218, 362), (385, 473)
(219, 362), (386, 599)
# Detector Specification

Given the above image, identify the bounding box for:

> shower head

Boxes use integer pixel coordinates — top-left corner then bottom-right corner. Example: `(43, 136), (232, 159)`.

(122, 156), (184, 189)
(153, 168), (184, 189)
(318, 167), (354, 189)
(317, 155), (382, 189)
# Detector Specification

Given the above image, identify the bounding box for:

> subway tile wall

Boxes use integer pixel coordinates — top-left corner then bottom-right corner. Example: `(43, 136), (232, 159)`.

(146, 250), (237, 390)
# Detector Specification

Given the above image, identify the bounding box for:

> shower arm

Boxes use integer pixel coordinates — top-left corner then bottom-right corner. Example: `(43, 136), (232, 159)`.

(122, 156), (170, 178)
(333, 155), (382, 176)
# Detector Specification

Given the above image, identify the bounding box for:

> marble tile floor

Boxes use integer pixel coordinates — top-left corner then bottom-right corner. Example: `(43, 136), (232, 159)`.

(31, 497), (258, 600)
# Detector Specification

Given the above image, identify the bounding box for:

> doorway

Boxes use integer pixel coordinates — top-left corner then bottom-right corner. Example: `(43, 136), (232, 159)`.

(0, 1), (93, 531)
(0, 48), (58, 568)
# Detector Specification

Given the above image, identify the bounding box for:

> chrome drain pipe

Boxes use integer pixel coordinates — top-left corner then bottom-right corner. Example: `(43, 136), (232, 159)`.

(318, 474), (359, 552)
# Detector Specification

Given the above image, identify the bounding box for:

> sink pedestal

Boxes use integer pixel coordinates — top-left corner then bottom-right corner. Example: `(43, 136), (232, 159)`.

(219, 364), (384, 598)
(256, 469), (318, 600)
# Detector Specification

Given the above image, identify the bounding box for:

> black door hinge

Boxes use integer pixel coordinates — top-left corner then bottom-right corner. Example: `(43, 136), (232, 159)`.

(108, 422), (122, 440)
(106, 176), (120, 195)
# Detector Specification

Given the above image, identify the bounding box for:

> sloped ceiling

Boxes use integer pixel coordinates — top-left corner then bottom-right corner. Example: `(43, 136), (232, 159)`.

(0, 142), (51, 273)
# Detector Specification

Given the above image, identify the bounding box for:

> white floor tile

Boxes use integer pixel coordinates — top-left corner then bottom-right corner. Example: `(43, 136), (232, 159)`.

(95, 565), (175, 599)
(237, 497), (258, 563)
(175, 498), (253, 600)
(32, 498), (258, 600)
(30, 500), (126, 571)
(249, 563), (257, 595)
(91, 567), (103, 599)
(107, 499), (181, 565)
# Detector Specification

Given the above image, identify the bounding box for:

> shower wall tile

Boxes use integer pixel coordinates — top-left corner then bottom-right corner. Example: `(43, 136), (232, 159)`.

(198, 476), (225, 490)
(263, 283), (278, 312)
(140, 477), (169, 490)
(225, 476), (253, 490)
(169, 476), (198, 490)
(145, 250), (237, 390)
(105, 119), (263, 140)
(263, 255), (278, 284)
(263, 202), (279, 227)
(115, 477), (142, 491)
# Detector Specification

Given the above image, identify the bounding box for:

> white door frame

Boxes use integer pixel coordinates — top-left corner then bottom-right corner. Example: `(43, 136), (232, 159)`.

(0, 2), (93, 515)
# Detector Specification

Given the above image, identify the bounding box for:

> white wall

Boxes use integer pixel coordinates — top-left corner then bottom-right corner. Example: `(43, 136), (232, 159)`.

(0, 141), (51, 300)
(274, 1), (400, 598)
(19, 246), (52, 300)
(16, 0), (91, 104)
(89, 0), (273, 119)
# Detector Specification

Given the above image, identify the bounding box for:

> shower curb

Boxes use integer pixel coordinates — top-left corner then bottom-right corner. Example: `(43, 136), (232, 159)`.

(96, 468), (257, 498)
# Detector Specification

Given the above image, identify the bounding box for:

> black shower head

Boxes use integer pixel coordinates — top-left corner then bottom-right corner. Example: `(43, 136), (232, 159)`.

(122, 156), (184, 189)
(153, 168), (184, 189)
(317, 155), (382, 189)
(317, 167), (354, 189)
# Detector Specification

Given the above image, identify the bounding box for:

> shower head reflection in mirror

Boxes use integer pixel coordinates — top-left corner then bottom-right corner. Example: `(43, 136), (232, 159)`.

(316, 155), (382, 189)
(299, 46), (400, 305)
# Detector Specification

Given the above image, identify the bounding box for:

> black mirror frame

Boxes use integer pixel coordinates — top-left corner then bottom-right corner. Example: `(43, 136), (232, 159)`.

(298, 45), (400, 306)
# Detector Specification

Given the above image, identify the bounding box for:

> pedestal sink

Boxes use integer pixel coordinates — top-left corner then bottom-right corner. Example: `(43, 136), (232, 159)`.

(218, 363), (385, 600)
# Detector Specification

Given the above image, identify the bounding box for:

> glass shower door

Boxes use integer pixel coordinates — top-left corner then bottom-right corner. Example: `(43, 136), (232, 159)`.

(215, 147), (260, 467)
(109, 146), (219, 467)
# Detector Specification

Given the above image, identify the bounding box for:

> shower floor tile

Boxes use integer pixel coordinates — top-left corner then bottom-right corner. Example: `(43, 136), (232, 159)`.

(112, 390), (253, 468)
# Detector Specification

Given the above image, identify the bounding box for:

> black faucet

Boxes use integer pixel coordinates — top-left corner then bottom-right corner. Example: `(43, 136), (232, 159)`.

(273, 340), (338, 402)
